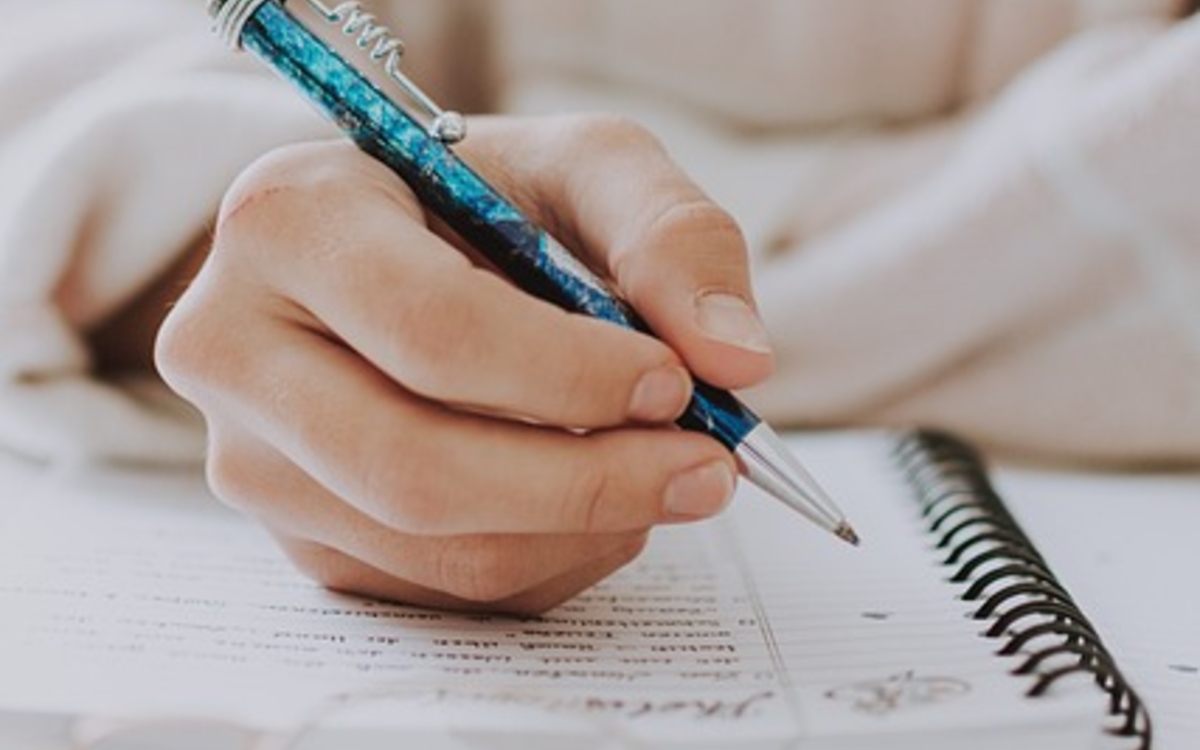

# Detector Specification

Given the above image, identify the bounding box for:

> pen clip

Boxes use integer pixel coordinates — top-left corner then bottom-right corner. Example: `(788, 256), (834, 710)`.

(208, 0), (467, 144)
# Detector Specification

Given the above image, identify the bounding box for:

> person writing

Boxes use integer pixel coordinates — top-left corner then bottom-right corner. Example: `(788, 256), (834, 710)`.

(1, 0), (1197, 614)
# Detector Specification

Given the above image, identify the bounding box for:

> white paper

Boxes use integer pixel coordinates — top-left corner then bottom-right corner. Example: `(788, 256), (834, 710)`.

(998, 467), (1200, 750)
(0, 434), (1140, 748)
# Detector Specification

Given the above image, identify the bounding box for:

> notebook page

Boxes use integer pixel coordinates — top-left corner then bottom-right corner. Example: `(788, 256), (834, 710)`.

(997, 467), (1200, 750)
(0, 466), (796, 747)
(724, 434), (1108, 746)
(0, 434), (1105, 748)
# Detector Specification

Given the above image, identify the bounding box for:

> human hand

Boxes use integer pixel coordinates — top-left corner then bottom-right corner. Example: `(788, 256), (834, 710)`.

(156, 115), (773, 614)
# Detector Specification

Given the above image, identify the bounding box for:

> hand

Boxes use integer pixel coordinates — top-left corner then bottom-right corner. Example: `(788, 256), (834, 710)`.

(156, 115), (774, 614)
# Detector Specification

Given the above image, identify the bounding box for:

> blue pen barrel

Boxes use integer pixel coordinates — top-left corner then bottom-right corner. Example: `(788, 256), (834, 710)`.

(239, 0), (760, 451)
(242, 2), (623, 321)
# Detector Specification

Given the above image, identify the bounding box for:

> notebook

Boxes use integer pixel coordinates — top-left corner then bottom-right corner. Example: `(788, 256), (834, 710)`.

(0, 431), (1166, 749)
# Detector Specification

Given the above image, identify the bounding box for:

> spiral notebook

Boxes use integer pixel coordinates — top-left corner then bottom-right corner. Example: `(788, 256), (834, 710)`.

(0, 431), (1158, 748)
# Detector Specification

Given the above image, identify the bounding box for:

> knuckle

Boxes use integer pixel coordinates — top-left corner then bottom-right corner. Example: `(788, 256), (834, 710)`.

(556, 113), (661, 154)
(218, 142), (349, 223)
(152, 305), (198, 393)
(433, 539), (528, 604)
(565, 454), (616, 533)
(613, 199), (747, 289)
(213, 143), (398, 268)
(154, 291), (233, 402)
(644, 199), (745, 252)
(216, 145), (317, 231)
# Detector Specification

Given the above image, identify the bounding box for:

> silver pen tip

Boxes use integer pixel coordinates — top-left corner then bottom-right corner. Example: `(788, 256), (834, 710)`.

(736, 423), (859, 546)
(834, 523), (861, 547)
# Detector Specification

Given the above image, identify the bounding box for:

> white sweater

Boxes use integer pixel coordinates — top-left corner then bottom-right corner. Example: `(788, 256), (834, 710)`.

(2, 0), (1198, 466)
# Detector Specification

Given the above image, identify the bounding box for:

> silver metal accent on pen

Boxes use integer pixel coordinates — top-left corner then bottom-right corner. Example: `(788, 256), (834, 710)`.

(738, 425), (859, 545)
(211, 0), (467, 143)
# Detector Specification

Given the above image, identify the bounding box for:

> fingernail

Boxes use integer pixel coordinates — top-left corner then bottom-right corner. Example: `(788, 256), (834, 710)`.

(664, 460), (735, 521)
(629, 365), (691, 421)
(695, 292), (773, 354)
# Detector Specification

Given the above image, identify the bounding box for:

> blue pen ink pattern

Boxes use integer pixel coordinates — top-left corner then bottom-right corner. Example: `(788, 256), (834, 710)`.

(240, 1), (758, 451)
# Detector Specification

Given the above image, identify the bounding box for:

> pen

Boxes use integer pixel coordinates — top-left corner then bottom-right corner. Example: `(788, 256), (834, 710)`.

(206, 0), (859, 545)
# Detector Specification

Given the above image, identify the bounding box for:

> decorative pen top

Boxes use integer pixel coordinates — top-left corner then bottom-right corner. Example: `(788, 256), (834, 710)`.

(207, 0), (467, 143)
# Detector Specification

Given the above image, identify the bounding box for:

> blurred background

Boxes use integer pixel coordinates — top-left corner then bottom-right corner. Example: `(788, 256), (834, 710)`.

(1, 0), (1198, 466)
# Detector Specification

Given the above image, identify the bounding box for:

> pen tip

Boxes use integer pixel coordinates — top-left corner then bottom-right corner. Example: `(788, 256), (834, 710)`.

(835, 523), (861, 547)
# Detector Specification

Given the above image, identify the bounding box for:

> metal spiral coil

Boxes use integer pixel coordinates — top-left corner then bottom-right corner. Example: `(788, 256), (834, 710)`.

(207, 0), (467, 143)
(209, 0), (271, 49)
(329, 2), (406, 66)
(895, 431), (1152, 750)
(307, 0), (467, 143)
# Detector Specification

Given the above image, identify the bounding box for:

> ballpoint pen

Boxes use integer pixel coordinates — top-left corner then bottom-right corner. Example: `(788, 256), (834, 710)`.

(205, 0), (859, 545)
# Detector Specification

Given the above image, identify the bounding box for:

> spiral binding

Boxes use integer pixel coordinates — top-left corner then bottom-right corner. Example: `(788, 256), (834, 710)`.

(894, 430), (1152, 749)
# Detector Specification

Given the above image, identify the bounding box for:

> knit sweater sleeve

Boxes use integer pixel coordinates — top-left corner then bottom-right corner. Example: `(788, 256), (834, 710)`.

(0, 0), (332, 465)
(748, 17), (1200, 465)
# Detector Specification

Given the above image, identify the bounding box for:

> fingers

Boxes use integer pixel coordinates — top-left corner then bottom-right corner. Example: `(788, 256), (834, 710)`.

(208, 140), (693, 429)
(207, 428), (649, 613)
(275, 535), (646, 615)
(191, 321), (735, 535)
(460, 116), (775, 390)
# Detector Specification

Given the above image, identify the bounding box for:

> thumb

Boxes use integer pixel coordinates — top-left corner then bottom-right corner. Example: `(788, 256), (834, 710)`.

(464, 115), (774, 390)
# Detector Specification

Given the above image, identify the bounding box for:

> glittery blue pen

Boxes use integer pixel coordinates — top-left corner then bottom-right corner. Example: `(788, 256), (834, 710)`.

(205, 0), (858, 545)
